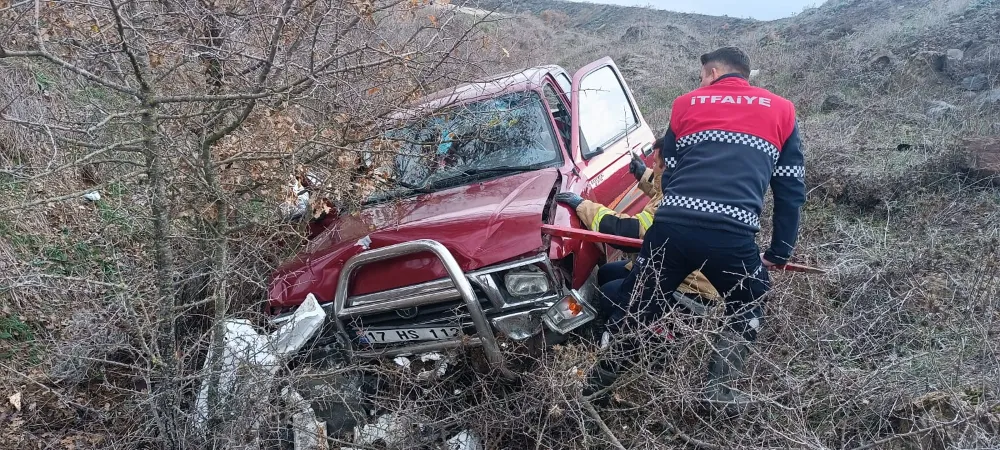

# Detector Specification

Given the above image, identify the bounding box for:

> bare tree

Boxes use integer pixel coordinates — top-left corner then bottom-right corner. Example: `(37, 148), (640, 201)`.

(0, 0), (518, 446)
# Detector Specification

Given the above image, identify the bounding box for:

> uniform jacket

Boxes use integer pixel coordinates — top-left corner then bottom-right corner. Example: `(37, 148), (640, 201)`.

(656, 74), (806, 265)
(576, 168), (721, 300)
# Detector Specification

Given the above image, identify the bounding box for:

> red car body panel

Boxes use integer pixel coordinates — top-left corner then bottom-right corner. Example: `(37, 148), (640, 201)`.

(266, 58), (657, 312)
(268, 169), (564, 308)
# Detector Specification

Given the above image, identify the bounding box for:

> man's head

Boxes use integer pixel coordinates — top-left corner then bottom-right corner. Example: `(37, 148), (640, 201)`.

(699, 47), (751, 87)
(652, 136), (665, 171)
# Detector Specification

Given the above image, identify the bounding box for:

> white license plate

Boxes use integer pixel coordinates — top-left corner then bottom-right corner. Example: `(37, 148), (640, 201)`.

(358, 326), (461, 344)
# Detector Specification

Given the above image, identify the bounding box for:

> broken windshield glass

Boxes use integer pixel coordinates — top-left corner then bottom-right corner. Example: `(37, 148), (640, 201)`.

(362, 90), (562, 203)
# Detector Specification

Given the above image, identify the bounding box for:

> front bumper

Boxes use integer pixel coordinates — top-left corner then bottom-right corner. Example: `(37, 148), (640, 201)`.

(271, 239), (596, 378)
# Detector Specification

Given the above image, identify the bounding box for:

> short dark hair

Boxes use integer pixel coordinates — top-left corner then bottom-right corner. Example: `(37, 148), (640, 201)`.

(653, 136), (664, 150)
(700, 47), (751, 78)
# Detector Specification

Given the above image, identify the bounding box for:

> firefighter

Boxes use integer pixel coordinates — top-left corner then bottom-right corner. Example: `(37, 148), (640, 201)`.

(589, 47), (807, 415)
(553, 137), (720, 327)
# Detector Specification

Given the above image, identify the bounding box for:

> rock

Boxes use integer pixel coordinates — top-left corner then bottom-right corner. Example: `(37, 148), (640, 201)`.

(820, 94), (847, 113)
(926, 100), (960, 120)
(946, 48), (964, 62)
(820, 24), (852, 41)
(961, 74), (989, 91)
(959, 138), (1000, 185)
(977, 89), (1000, 106)
(913, 51), (946, 73)
(82, 191), (101, 201)
(620, 25), (649, 42)
(871, 52), (895, 71)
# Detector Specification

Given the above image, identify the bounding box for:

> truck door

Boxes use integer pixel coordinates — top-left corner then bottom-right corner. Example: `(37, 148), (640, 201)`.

(569, 57), (656, 216)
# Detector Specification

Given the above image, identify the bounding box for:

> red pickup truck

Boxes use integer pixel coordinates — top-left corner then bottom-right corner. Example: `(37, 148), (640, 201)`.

(266, 57), (658, 377)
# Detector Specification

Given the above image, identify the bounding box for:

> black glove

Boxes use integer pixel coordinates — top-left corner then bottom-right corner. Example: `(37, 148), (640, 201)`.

(554, 192), (584, 209)
(628, 153), (647, 180)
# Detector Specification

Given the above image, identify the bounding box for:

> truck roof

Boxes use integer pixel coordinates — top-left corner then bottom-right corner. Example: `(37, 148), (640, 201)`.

(391, 65), (566, 121)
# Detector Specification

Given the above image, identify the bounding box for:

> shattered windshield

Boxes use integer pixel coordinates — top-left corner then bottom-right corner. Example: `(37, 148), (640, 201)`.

(362, 90), (562, 203)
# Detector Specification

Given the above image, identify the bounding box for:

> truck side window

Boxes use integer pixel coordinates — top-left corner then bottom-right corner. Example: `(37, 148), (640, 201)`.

(577, 66), (638, 158)
(555, 73), (572, 98)
(543, 84), (571, 151)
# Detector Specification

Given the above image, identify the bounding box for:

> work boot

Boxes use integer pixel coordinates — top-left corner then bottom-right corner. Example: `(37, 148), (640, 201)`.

(582, 334), (638, 405)
(581, 359), (619, 406)
(701, 329), (752, 418)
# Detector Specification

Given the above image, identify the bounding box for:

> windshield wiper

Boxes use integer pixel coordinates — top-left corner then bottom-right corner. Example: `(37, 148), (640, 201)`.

(395, 179), (434, 193)
(427, 164), (550, 187)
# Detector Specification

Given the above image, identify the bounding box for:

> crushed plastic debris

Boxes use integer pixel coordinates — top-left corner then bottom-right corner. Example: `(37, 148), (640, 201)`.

(356, 235), (372, 250)
(194, 293), (326, 427)
(353, 413), (408, 447)
(414, 351), (452, 382)
(446, 430), (484, 450)
(284, 386), (326, 450)
(420, 352), (443, 362)
(393, 356), (411, 369)
(83, 191), (101, 201)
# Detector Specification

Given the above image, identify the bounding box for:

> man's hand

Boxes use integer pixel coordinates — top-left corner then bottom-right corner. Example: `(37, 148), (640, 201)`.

(554, 192), (584, 209)
(628, 152), (647, 181)
(760, 254), (778, 268)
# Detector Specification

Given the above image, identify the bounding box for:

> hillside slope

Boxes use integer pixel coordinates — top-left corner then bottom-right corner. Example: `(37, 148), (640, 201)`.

(460, 0), (1000, 448)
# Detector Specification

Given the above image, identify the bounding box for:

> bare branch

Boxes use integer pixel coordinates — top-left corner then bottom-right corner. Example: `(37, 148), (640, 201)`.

(150, 91), (277, 104)
(87, 109), (151, 134)
(108, 0), (150, 92)
(203, 0), (297, 146)
(0, 47), (138, 96)
(0, 169), (143, 212)
(579, 396), (627, 450)
(34, 273), (129, 289)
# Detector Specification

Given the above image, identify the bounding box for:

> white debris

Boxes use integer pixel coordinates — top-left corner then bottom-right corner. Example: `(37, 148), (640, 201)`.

(393, 356), (411, 369)
(356, 235), (372, 250)
(83, 191), (101, 201)
(446, 430), (484, 450)
(194, 293), (326, 427)
(415, 352), (452, 382)
(419, 352), (443, 362)
(284, 386), (329, 450)
(271, 294), (327, 356)
(353, 413), (408, 447)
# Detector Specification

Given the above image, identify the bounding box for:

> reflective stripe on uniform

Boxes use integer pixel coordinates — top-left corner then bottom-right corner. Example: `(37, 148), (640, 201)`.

(636, 210), (653, 231)
(591, 206), (613, 232)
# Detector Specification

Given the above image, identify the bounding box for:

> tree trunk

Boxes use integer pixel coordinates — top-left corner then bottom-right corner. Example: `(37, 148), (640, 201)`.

(144, 100), (181, 447)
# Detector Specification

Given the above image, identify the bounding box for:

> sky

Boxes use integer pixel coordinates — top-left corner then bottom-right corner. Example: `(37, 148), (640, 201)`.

(578, 0), (827, 21)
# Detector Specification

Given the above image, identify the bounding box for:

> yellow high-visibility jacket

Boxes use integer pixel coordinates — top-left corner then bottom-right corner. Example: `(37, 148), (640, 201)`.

(574, 168), (721, 301)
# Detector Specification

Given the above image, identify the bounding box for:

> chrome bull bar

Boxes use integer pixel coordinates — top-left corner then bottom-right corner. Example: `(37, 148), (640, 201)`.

(330, 239), (517, 379)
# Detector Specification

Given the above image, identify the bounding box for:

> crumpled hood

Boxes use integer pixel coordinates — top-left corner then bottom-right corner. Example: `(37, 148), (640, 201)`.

(268, 168), (560, 308)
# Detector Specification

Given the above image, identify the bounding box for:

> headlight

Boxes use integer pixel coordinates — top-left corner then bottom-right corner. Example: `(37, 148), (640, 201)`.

(542, 290), (597, 334)
(504, 271), (549, 297)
